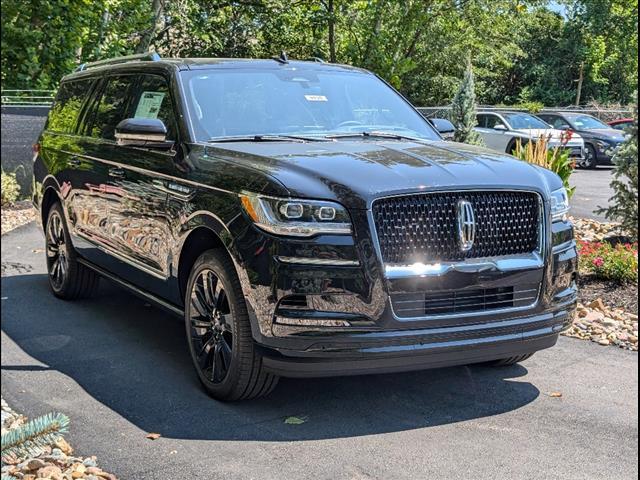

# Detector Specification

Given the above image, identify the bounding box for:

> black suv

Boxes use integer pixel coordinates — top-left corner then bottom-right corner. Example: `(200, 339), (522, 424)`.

(33, 53), (578, 401)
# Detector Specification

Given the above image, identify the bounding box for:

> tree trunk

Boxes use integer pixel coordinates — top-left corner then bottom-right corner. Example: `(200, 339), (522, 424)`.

(137, 0), (164, 53)
(575, 62), (584, 106)
(327, 0), (336, 63)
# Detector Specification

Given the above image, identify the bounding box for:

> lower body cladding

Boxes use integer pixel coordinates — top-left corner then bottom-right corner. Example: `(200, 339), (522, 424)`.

(238, 223), (579, 378)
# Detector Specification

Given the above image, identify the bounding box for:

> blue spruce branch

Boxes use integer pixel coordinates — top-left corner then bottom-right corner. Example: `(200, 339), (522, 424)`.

(1, 413), (70, 465)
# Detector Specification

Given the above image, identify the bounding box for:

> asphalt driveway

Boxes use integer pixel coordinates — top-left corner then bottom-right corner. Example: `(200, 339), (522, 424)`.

(570, 166), (616, 221)
(1, 223), (638, 480)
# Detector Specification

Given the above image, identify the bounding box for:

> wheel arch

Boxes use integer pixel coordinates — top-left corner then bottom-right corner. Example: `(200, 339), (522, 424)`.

(40, 184), (62, 228)
(176, 216), (236, 306)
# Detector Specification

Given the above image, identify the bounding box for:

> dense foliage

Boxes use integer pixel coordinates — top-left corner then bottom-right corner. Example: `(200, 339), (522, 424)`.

(578, 240), (639, 284)
(597, 94), (639, 240)
(1, 1), (637, 107)
(1, 170), (20, 206)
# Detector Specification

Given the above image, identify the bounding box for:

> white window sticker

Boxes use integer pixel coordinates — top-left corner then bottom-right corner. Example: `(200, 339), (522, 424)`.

(304, 95), (328, 102)
(134, 91), (166, 119)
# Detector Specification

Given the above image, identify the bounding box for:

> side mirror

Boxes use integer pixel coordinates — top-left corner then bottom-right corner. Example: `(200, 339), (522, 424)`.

(493, 124), (508, 131)
(115, 118), (173, 149)
(430, 118), (456, 139)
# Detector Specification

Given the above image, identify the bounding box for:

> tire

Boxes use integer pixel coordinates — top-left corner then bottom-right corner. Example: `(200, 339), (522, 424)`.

(184, 249), (279, 401)
(488, 353), (535, 367)
(45, 202), (99, 300)
(507, 138), (527, 156)
(581, 144), (598, 169)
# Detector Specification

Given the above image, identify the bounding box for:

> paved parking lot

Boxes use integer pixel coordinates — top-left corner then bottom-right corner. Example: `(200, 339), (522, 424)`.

(1, 223), (638, 480)
(570, 167), (616, 221)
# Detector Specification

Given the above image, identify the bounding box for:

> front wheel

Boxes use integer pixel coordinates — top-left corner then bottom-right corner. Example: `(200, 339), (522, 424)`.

(184, 249), (278, 401)
(580, 145), (598, 169)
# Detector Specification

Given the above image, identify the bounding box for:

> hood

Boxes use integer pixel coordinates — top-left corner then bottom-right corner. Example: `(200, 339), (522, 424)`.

(577, 128), (626, 142)
(203, 139), (561, 209)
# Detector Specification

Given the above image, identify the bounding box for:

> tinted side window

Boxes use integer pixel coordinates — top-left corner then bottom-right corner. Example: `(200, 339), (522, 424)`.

(90, 75), (136, 140)
(485, 115), (506, 129)
(476, 115), (488, 128)
(130, 74), (177, 140)
(47, 79), (94, 133)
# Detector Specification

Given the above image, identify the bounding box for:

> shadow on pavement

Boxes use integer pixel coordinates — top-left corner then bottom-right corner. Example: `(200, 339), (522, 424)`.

(1, 273), (540, 442)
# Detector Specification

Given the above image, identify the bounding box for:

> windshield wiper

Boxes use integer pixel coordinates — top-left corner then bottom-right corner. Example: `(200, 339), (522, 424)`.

(208, 134), (328, 143)
(324, 131), (423, 141)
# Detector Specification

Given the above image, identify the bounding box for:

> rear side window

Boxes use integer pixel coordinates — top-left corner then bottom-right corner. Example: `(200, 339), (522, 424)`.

(47, 79), (94, 134)
(130, 74), (177, 140)
(89, 75), (136, 140)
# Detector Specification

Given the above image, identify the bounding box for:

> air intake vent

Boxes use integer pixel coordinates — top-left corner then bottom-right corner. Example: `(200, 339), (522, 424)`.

(279, 295), (309, 309)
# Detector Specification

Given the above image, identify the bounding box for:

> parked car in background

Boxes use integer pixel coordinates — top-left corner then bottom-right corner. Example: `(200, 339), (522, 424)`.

(608, 118), (634, 132)
(475, 111), (585, 162)
(537, 112), (626, 169)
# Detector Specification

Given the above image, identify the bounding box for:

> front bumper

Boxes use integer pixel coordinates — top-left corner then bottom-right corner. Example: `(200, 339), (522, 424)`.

(229, 207), (578, 378)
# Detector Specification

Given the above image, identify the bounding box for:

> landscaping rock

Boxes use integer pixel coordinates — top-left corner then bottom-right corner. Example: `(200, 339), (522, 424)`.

(563, 300), (638, 351)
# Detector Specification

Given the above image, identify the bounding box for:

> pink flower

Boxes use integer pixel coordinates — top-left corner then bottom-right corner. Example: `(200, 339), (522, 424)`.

(593, 257), (605, 268)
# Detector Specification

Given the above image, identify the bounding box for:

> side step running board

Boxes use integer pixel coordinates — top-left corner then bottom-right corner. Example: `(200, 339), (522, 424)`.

(77, 258), (184, 318)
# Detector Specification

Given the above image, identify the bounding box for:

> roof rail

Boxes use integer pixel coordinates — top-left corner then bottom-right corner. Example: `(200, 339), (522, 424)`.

(307, 57), (326, 63)
(75, 51), (161, 72)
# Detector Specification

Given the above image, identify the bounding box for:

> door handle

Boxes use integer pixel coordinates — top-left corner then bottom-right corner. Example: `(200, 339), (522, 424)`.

(68, 157), (81, 167)
(108, 167), (126, 178)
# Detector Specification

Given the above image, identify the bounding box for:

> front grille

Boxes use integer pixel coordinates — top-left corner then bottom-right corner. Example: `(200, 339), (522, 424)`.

(391, 284), (539, 318)
(372, 191), (540, 263)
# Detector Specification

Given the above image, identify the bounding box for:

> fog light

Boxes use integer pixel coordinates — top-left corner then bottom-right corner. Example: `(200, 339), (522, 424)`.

(279, 202), (304, 219)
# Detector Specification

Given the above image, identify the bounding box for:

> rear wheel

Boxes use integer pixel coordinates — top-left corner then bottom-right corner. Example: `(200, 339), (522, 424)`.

(488, 353), (534, 367)
(184, 249), (278, 401)
(45, 203), (99, 299)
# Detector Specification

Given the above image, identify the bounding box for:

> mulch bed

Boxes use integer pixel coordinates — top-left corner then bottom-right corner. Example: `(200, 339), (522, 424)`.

(578, 276), (638, 315)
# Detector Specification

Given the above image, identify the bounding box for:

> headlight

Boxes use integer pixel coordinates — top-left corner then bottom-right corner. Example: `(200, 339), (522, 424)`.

(550, 187), (570, 222)
(239, 192), (352, 237)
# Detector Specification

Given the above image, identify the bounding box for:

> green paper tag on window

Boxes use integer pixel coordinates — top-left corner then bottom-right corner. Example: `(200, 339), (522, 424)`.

(134, 91), (165, 119)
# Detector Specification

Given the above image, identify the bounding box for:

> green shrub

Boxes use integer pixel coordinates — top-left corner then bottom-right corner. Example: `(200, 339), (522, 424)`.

(578, 240), (639, 284)
(597, 93), (638, 241)
(1, 169), (20, 206)
(513, 133), (576, 197)
(450, 58), (484, 146)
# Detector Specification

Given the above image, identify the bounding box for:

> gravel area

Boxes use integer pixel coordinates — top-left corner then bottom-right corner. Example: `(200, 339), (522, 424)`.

(1, 201), (36, 236)
(564, 299), (638, 351)
(1, 397), (118, 480)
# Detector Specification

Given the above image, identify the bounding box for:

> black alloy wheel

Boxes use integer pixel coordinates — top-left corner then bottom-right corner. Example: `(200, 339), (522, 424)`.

(188, 268), (234, 384)
(581, 144), (598, 169)
(44, 202), (98, 299)
(46, 209), (68, 291)
(184, 249), (278, 401)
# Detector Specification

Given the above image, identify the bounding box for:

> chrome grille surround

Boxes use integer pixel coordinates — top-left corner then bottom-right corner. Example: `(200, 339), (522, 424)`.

(372, 190), (542, 264)
(369, 189), (546, 320)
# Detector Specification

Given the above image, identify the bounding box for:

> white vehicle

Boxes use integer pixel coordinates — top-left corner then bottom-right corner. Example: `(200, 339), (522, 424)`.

(475, 111), (585, 161)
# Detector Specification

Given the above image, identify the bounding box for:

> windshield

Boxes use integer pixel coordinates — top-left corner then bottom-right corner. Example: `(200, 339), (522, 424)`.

(180, 68), (439, 141)
(502, 113), (550, 130)
(566, 114), (610, 130)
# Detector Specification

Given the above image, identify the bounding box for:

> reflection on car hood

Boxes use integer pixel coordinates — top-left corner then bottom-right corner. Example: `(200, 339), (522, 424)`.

(204, 139), (560, 209)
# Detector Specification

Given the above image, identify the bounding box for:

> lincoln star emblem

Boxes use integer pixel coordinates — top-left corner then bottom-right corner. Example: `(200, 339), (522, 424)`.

(457, 200), (476, 252)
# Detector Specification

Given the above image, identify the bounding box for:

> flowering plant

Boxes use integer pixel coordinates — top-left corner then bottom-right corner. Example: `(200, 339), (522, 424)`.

(578, 240), (638, 283)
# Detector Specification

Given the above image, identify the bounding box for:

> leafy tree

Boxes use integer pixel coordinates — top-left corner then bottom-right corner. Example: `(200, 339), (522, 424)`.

(450, 58), (484, 145)
(597, 93), (639, 240)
